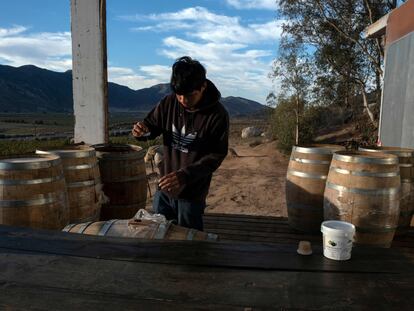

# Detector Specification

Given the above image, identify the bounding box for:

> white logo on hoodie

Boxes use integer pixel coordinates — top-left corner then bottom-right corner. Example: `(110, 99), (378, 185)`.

(171, 124), (197, 153)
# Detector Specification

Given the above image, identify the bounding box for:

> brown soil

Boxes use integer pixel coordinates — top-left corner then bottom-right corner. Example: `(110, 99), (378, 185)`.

(206, 139), (289, 216)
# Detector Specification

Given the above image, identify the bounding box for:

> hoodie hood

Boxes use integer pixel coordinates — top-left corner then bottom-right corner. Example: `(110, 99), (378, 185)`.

(175, 79), (221, 113)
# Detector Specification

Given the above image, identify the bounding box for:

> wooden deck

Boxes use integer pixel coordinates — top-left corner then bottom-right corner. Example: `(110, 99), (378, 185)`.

(0, 213), (413, 310)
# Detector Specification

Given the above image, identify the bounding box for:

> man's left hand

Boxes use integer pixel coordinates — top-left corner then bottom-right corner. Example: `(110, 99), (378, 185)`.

(158, 171), (186, 195)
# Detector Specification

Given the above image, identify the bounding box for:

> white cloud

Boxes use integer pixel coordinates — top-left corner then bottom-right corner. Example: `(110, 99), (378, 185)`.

(108, 65), (171, 90)
(226, 0), (277, 10)
(0, 26), (72, 71)
(124, 7), (279, 45)
(119, 7), (280, 102)
(131, 21), (193, 33)
(0, 25), (28, 37)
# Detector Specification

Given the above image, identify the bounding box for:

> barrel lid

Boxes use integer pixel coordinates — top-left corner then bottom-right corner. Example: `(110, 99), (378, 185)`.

(0, 154), (61, 170)
(359, 146), (414, 157)
(333, 150), (399, 164)
(293, 144), (345, 155)
(36, 145), (95, 158)
(92, 143), (145, 160)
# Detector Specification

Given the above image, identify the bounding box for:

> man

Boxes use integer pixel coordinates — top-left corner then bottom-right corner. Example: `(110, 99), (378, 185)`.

(132, 56), (229, 231)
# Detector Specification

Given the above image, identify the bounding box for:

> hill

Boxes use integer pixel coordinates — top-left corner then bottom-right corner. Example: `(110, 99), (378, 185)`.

(0, 64), (267, 116)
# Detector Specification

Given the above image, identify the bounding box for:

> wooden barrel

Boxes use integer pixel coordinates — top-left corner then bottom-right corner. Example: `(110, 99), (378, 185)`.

(324, 151), (400, 248)
(359, 146), (414, 235)
(286, 144), (344, 232)
(0, 154), (69, 229)
(93, 144), (147, 220)
(62, 219), (218, 241)
(36, 146), (101, 224)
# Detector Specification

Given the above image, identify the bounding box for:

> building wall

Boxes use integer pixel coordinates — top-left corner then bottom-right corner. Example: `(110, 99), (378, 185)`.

(379, 0), (414, 148)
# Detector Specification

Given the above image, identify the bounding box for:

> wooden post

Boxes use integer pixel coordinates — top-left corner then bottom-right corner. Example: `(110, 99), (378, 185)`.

(71, 0), (108, 144)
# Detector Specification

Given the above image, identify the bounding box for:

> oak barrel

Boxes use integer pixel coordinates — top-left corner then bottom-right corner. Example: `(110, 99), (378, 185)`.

(63, 219), (218, 241)
(286, 144), (344, 232)
(0, 154), (69, 229)
(93, 144), (147, 220)
(359, 146), (414, 235)
(36, 146), (101, 223)
(324, 151), (400, 248)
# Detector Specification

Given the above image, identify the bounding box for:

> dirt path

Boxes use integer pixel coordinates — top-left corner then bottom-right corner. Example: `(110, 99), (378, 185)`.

(206, 140), (289, 216)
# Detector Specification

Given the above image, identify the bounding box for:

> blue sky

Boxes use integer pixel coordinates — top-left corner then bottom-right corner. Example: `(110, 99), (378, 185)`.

(0, 0), (281, 103)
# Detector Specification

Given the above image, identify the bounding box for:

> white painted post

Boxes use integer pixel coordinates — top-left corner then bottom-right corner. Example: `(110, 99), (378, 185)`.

(71, 0), (108, 144)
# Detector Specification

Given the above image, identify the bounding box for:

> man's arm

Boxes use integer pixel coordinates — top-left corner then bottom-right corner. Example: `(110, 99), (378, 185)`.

(132, 99), (165, 140)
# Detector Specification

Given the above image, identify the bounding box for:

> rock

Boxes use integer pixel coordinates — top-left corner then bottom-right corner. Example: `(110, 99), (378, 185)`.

(241, 126), (262, 139)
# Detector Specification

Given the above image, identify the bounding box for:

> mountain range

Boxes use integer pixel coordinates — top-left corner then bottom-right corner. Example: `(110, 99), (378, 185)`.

(0, 64), (267, 116)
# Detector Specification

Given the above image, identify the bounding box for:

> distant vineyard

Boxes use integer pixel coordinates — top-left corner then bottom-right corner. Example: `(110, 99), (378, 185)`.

(0, 139), (71, 156)
(0, 137), (161, 157)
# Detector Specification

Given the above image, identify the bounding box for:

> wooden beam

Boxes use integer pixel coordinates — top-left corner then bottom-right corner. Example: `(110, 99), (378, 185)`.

(71, 0), (108, 144)
(364, 13), (389, 39)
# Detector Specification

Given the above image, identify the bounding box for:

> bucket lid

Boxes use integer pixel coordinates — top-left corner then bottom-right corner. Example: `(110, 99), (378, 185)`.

(321, 220), (355, 237)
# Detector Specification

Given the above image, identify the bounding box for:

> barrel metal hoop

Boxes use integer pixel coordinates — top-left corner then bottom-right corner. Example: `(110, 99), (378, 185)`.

(326, 181), (400, 196)
(36, 149), (96, 159)
(0, 193), (62, 208)
(101, 175), (147, 183)
(355, 226), (397, 233)
(207, 233), (219, 241)
(64, 163), (98, 170)
(290, 157), (330, 165)
(186, 229), (196, 240)
(62, 223), (78, 232)
(287, 169), (327, 180)
(330, 166), (400, 178)
(77, 221), (93, 234)
(98, 219), (118, 236)
(333, 153), (398, 165)
(67, 180), (96, 188)
(0, 175), (64, 185)
(359, 147), (414, 157)
(401, 179), (414, 183)
(0, 157), (61, 170)
(154, 221), (172, 239)
(293, 146), (339, 154)
(399, 163), (413, 168)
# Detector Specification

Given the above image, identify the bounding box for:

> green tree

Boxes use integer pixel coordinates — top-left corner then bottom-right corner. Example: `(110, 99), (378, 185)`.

(276, 0), (403, 127)
(270, 38), (313, 144)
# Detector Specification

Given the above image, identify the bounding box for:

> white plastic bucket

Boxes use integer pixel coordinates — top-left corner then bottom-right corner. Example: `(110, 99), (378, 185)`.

(321, 220), (355, 260)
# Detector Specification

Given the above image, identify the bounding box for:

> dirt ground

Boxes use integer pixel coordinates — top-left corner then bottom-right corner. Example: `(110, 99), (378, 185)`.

(206, 139), (289, 216)
(146, 137), (290, 217)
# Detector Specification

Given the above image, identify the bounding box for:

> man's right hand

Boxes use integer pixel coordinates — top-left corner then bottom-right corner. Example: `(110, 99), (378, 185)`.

(132, 122), (149, 138)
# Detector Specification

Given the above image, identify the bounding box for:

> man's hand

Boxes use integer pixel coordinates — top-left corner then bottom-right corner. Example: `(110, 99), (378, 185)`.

(132, 122), (149, 138)
(158, 171), (186, 196)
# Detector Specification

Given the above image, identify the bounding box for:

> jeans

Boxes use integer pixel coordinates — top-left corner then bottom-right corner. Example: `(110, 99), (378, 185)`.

(152, 190), (206, 231)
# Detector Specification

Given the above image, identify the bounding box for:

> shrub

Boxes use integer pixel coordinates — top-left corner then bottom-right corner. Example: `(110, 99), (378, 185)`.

(269, 97), (322, 154)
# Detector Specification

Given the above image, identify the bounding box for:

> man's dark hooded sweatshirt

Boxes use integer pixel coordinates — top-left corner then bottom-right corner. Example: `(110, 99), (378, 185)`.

(141, 79), (229, 202)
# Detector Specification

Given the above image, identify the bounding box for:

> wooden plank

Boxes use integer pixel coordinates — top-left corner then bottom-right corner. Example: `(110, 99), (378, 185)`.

(204, 214), (414, 248)
(0, 248), (413, 310)
(204, 213), (288, 224)
(204, 224), (320, 237)
(0, 225), (413, 274)
(204, 219), (297, 231)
